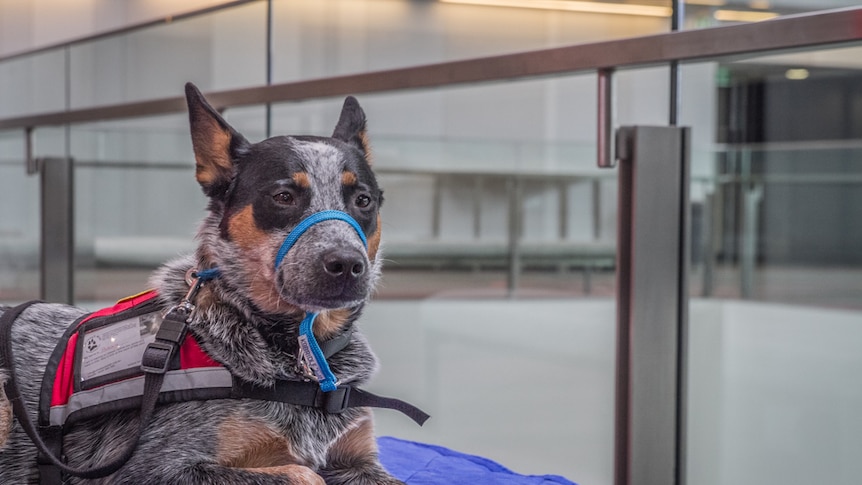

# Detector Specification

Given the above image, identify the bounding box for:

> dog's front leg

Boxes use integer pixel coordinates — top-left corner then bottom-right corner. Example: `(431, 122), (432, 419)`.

(108, 462), (325, 485)
(0, 370), (12, 450)
(226, 464), (326, 485)
(319, 410), (404, 485)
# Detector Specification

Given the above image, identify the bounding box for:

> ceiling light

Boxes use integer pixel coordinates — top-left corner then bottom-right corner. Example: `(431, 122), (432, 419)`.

(686, 0), (726, 6)
(440, 0), (673, 18)
(713, 9), (778, 22)
(785, 68), (809, 80)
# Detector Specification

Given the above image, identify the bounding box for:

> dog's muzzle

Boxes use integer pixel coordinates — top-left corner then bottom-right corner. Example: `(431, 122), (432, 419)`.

(274, 210), (368, 271)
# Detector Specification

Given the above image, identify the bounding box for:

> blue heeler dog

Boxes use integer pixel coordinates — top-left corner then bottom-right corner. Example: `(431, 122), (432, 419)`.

(0, 83), (425, 484)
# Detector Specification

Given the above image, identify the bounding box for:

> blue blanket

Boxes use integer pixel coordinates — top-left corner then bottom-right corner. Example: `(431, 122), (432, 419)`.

(378, 437), (578, 485)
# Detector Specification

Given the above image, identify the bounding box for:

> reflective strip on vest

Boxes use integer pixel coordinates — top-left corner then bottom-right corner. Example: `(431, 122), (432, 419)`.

(49, 367), (232, 426)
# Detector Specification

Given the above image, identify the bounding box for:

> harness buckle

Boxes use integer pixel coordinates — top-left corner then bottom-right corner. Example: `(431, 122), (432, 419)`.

(322, 386), (351, 414)
(140, 341), (175, 374)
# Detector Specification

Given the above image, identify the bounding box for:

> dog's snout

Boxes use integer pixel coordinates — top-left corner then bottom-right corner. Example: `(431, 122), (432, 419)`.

(322, 249), (365, 279)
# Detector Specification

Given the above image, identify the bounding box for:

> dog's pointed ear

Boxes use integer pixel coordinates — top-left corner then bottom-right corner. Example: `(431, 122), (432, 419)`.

(332, 96), (372, 164)
(185, 82), (249, 197)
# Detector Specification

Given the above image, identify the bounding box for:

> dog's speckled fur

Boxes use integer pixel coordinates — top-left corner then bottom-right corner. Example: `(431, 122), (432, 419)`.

(0, 83), (404, 484)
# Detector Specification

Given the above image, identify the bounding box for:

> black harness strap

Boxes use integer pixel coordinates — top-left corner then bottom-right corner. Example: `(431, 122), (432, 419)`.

(319, 327), (353, 359)
(232, 379), (430, 426)
(0, 301), (60, 484)
(344, 388), (431, 425)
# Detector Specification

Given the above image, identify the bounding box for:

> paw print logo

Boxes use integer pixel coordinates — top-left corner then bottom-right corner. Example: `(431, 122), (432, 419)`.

(86, 337), (99, 352)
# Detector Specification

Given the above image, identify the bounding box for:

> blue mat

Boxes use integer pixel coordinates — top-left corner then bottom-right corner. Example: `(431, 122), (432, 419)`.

(378, 437), (578, 485)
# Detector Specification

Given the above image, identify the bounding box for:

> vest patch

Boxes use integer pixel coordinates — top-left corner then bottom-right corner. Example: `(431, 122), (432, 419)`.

(78, 310), (160, 387)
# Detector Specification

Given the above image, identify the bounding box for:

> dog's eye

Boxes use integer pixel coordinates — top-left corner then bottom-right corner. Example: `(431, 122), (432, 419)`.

(355, 194), (371, 208)
(273, 192), (295, 206)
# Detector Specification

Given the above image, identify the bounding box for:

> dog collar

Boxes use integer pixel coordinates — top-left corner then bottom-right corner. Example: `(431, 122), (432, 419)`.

(272, 210), (367, 393)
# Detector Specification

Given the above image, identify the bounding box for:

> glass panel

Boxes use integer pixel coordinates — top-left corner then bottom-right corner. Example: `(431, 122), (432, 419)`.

(685, 0), (860, 28)
(682, 43), (862, 485)
(68, 1), (266, 110)
(265, 69), (650, 482)
(69, 105), (268, 305)
(0, 130), (40, 302)
(70, 114), (199, 303)
(270, 73), (627, 301)
(272, 0), (671, 82)
(0, 48), (66, 118)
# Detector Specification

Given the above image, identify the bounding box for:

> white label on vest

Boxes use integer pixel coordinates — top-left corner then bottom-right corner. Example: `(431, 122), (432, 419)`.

(79, 312), (161, 382)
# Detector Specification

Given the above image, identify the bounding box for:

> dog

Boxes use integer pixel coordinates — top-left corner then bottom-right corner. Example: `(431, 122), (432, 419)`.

(0, 83), (417, 484)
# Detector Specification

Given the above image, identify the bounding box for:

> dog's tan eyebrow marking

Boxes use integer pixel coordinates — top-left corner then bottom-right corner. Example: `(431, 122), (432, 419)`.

(292, 172), (311, 188)
(227, 205), (268, 250)
(341, 171), (357, 186)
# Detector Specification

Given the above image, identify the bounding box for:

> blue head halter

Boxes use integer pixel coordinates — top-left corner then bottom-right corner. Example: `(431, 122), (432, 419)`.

(274, 210), (367, 270)
(274, 209), (368, 392)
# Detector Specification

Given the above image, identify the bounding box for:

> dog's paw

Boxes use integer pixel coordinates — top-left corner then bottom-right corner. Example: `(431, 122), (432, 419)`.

(287, 465), (326, 485)
(319, 470), (405, 485)
(245, 464), (325, 485)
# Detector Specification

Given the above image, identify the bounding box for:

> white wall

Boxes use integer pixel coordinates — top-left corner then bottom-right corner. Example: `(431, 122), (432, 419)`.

(0, 0), (234, 57)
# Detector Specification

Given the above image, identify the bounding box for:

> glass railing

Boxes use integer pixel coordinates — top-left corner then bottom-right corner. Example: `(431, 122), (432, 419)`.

(1, 3), (861, 485)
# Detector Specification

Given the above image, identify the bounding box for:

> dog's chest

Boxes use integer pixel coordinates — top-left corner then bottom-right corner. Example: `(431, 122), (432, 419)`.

(217, 400), (360, 468)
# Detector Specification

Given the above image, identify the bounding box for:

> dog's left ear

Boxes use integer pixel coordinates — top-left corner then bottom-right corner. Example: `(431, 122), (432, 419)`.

(332, 96), (372, 164)
(185, 82), (249, 198)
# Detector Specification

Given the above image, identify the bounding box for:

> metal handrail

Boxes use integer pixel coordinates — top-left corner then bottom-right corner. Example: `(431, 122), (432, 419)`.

(1, 7), (861, 131)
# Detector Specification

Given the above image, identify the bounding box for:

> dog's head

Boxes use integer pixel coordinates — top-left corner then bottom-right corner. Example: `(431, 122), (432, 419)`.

(185, 83), (382, 317)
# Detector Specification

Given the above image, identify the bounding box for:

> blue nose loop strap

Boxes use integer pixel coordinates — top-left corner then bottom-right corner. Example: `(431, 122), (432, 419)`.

(274, 210), (367, 271)
(274, 209), (367, 393)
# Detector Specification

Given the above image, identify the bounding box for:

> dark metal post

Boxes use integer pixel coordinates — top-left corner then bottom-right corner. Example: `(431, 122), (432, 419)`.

(597, 69), (615, 168)
(506, 176), (523, 295)
(701, 190), (717, 297)
(741, 185), (761, 299)
(265, 0), (273, 138)
(592, 178), (602, 240)
(473, 175), (483, 239)
(612, 126), (690, 485)
(40, 157), (74, 304)
(558, 181), (568, 240)
(670, 0), (685, 126)
(431, 175), (442, 239)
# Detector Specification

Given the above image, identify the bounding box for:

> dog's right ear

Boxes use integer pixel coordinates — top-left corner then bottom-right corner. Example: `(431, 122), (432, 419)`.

(185, 82), (248, 198)
(332, 96), (372, 164)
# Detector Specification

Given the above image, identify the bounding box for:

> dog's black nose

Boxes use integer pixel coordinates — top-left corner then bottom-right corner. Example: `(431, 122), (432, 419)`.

(322, 249), (366, 279)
